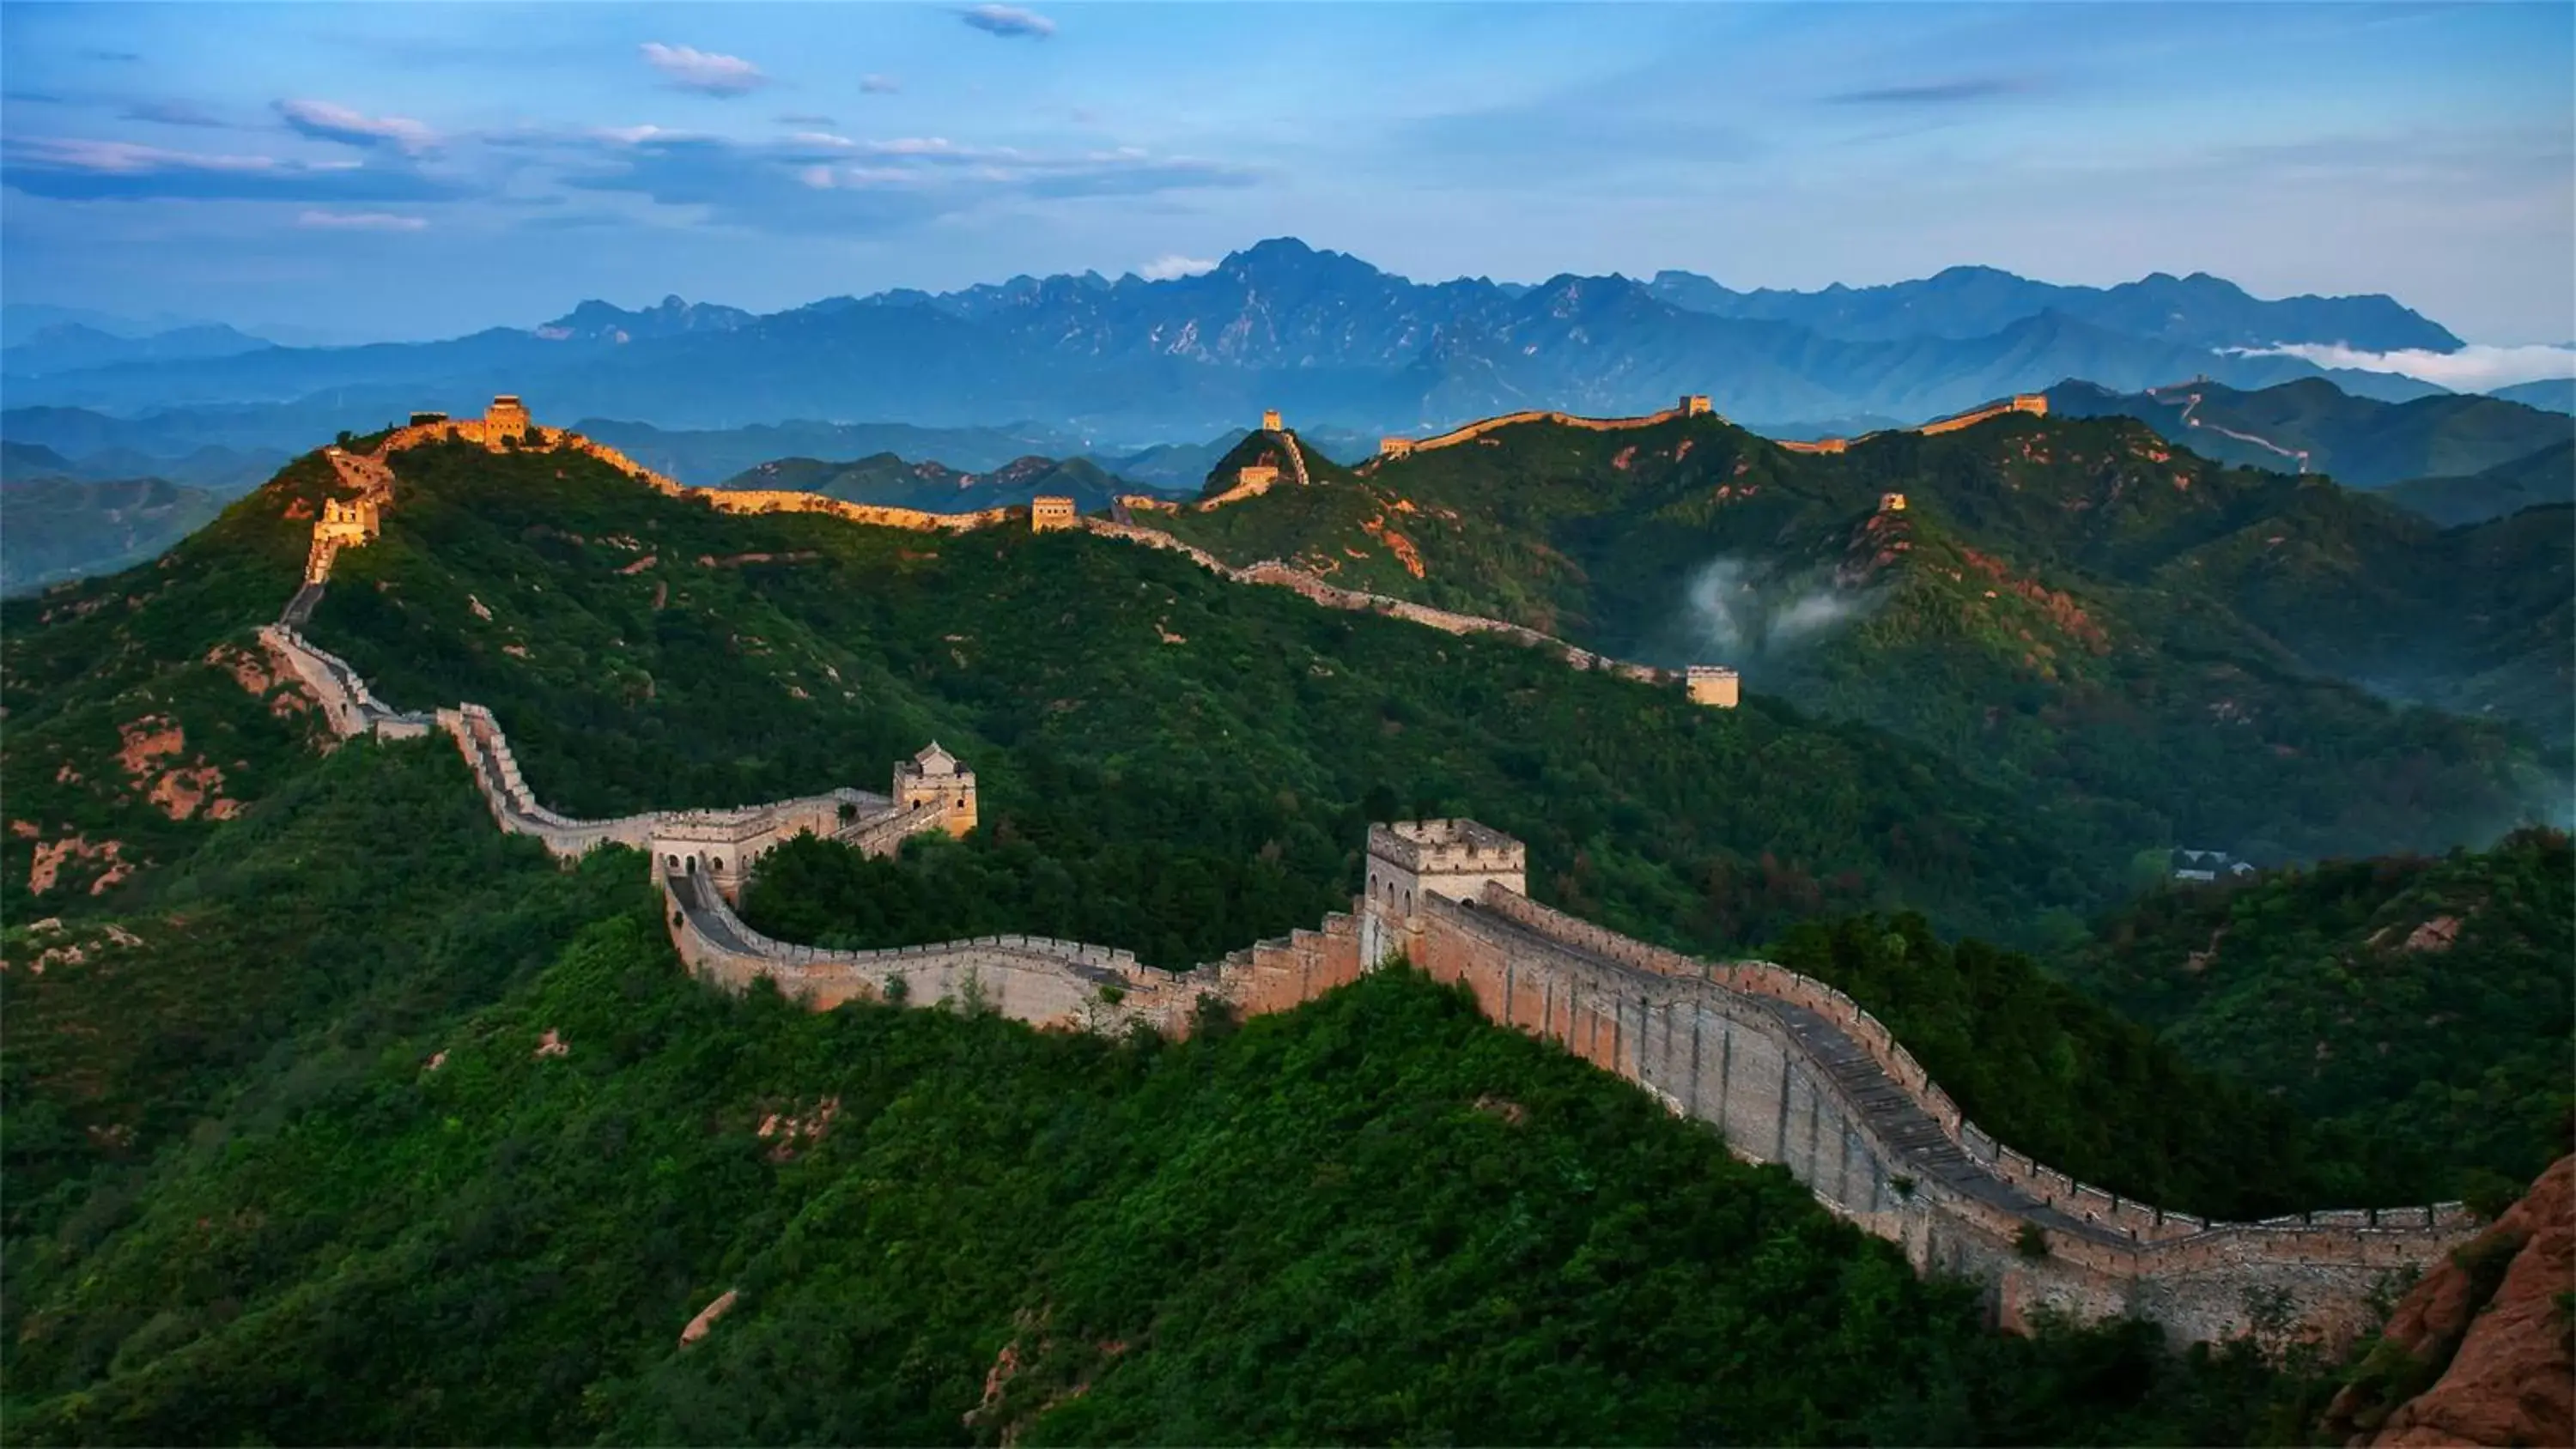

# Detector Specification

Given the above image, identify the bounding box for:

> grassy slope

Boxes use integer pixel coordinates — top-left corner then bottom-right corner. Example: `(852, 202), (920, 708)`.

(1154, 412), (2562, 861)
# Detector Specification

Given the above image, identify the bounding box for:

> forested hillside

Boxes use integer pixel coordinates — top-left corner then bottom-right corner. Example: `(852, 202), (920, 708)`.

(4, 433), (2563, 1444)
(1157, 410), (2566, 860)
(2063, 829), (2574, 1210)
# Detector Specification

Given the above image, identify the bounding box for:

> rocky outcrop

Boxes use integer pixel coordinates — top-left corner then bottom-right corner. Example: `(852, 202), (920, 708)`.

(2324, 1154), (2573, 1447)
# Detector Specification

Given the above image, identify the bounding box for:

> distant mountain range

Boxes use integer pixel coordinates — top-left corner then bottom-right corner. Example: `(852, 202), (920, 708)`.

(2045, 378), (2571, 491)
(722, 453), (1139, 512)
(0, 240), (2496, 443)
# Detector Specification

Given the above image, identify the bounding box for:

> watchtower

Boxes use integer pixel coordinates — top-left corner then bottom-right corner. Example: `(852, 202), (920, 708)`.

(314, 496), (380, 545)
(1364, 820), (1527, 922)
(1681, 394), (1713, 416)
(2009, 393), (2049, 416)
(894, 742), (978, 835)
(1378, 437), (1419, 458)
(1879, 492), (1908, 512)
(1029, 495), (1077, 532)
(483, 395), (532, 449)
(1261, 409), (1283, 433)
(1685, 664), (1741, 708)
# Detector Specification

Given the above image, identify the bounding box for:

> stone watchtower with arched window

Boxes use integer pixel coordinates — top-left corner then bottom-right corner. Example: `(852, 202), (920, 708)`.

(1359, 819), (1527, 965)
(894, 742), (978, 835)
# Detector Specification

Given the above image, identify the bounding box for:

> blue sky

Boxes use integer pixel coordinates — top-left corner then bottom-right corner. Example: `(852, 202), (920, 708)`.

(3, 1), (2571, 345)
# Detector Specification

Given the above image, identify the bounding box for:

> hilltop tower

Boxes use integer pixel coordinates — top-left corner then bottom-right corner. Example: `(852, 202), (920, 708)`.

(2010, 393), (2048, 416)
(1029, 495), (1077, 532)
(894, 743), (978, 835)
(1685, 664), (1741, 708)
(1377, 437), (1419, 458)
(1681, 394), (1713, 415)
(1261, 409), (1283, 433)
(483, 395), (532, 449)
(1879, 492), (1907, 512)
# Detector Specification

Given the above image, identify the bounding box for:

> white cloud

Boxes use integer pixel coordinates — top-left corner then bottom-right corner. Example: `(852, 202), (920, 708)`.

(1139, 254), (1216, 281)
(641, 42), (769, 97)
(297, 209), (428, 231)
(959, 4), (1055, 39)
(275, 99), (437, 155)
(860, 74), (902, 94)
(2229, 341), (2576, 391)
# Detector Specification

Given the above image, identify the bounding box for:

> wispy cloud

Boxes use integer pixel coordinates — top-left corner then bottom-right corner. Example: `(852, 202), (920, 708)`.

(860, 74), (902, 94)
(556, 128), (1250, 233)
(777, 112), (837, 126)
(1823, 77), (2033, 106)
(1139, 254), (1214, 281)
(959, 5), (1055, 39)
(2227, 341), (2576, 391)
(82, 49), (141, 64)
(299, 209), (428, 231)
(276, 99), (438, 155)
(1, 136), (461, 203)
(124, 100), (227, 128)
(641, 42), (769, 97)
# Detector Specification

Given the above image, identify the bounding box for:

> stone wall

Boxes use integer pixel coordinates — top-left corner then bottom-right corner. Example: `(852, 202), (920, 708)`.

(692, 489), (1018, 533)
(1777, 392), (2050, 456)
(1079, 517), (1681, 690)
(1376, 401), (1703, 459)
(1394, 879), (2477, 1348)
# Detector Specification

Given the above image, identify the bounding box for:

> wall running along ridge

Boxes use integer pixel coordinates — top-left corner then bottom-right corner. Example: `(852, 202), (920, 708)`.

(1776, 393), (2050, 455)
(270, 403), (2474, 1349)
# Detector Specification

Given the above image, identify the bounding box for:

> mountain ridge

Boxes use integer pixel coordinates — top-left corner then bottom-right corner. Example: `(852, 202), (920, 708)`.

(1, 239), (2470, 439)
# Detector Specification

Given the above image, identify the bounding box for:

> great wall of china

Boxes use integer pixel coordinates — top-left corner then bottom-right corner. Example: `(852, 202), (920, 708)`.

(1774, 392), (2052, 455)
(260, 397), (2475, 1349)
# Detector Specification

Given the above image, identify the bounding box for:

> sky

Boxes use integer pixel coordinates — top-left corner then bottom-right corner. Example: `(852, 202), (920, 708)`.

(4, 1), (2573, 351)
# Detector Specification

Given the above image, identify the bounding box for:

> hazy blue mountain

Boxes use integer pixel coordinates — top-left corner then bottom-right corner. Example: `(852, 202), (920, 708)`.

(2044, 378), (2567, 488)
(0, 239), (2481, 440)
(1649, 264), (2463, 353)
(2380, 440), (2576, 528)
(0, 474), (225, 596)
(0, 303), (232, 348)
(535, 294), (758, 344)
(2, 321), (274, 376)
(2492, 377), (2576, 414)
